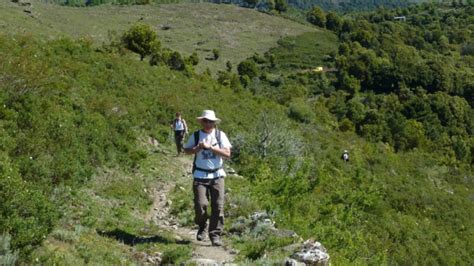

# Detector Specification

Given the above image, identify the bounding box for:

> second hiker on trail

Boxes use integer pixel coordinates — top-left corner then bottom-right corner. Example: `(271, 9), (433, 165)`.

(183, 110), (232, 247)
(171, 112), (188, 156)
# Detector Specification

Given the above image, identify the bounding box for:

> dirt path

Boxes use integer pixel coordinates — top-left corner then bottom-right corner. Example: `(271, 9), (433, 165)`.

(145, 155), (236, 265)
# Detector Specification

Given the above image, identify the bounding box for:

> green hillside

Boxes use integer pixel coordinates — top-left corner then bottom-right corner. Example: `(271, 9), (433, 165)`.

(0, 1), (315, 73)
(0, 1), (473, 265)
(40, 0), (425, 11)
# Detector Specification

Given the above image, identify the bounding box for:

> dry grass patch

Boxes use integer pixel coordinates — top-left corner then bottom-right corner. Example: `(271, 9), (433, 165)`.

(0, 2), (315, 73)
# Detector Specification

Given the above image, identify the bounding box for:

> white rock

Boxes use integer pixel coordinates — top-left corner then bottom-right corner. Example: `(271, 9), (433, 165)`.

(190, 258), (219, 266)
(292, 239), (330, 266)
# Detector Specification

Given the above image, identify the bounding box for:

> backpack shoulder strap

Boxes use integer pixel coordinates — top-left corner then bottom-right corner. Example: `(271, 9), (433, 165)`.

(215, 129), (222, 148)
(192, 130), (200, 174)
(193, 130), (200, 147)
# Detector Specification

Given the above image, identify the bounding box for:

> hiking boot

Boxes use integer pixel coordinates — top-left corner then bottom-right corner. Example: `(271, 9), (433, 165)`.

(196, 226), (207, 241)
(211, 237), (222, 247)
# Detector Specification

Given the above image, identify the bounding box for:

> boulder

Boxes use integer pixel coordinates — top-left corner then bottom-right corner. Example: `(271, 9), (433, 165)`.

(190, 258), (219, 266)
(291, 239), (329, 266)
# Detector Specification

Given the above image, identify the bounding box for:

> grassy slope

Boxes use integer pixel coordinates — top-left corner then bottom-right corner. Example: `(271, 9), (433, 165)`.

(2, 3), (472, 265)
(31, 144), (195, 264)
(0, 1), (315, 73)
(270, 31), (338, 72)
(2, 30), (472, 264)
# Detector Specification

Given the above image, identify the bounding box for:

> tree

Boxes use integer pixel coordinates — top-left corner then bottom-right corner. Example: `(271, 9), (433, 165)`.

(275, 0), (288, 13)
(326, 12), (342, 32)
(237, 60), (259, 79)
(121, 24), (160, 61)
(307, 7), (326, 28)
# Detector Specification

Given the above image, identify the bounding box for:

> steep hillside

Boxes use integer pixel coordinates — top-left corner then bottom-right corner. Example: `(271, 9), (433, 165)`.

(40, 0), (425, 11)
(0, 1), (315, 72)
(0, 2), (473, 265)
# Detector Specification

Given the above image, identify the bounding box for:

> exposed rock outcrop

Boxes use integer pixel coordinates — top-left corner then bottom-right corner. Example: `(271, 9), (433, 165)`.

(290, 239), (330, 266)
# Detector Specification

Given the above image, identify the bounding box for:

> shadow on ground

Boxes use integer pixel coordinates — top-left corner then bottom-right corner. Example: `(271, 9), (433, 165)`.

(97, 229), (191, 246)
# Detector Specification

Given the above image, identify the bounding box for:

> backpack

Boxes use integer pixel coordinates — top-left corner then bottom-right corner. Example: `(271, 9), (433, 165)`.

(192, 129), (222, 174)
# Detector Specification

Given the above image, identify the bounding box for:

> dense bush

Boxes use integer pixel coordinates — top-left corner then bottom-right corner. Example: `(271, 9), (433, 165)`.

(237, 60), (259, 79)
(287, 98), (314, 123)
(461, 42), (474, 56)
(0, 156), (57, 254)
(0, 234), (18, 266)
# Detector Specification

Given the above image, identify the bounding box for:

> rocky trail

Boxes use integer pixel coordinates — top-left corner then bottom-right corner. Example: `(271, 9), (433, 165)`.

(145, 154), (236, 265)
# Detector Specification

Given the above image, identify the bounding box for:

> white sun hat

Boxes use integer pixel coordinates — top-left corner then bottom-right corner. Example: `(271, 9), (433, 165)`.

(197, 110), (221, 122)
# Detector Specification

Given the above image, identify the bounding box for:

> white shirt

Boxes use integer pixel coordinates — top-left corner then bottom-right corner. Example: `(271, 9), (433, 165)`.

(174, 119), (185, 131)
(184, 129), (232, 179)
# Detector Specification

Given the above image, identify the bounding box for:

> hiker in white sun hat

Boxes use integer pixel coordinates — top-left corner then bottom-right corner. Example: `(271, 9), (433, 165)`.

(183, 110), (231, 247)
(196, 109), (221, 122)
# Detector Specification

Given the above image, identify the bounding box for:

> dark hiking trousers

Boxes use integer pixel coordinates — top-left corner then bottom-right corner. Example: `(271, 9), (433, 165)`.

(174, 130), (185, 154)
(193, 177), (225, 241)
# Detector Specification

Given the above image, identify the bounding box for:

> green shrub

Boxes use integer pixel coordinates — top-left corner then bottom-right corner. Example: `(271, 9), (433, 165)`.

(339, 118), (354, 132)
(167, 51), (186, 71)
(461, 43), (474, 56)
(0, 156), (58, 254)
(233, 111), (303, 161)
(187, 52), (199, 66)
(0, 234), (18, 266)
(288, 98), (314, 123)
(237, 60), (259, 79)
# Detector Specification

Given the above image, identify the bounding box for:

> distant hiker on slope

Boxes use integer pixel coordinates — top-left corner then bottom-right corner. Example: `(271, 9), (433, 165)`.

(341, 150), (349, 162)
(183, 110), (232, 247)
(170, 112), (188, 156)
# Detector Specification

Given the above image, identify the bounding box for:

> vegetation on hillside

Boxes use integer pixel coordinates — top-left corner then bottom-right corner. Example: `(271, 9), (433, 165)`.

(41, 0), (423, 11)
(0, 1), (473, 265)
(210, 3), (473, 262)
(0, 2), (314, 73)
(234, 3), (473, 164)
(0, 30), (278, 262)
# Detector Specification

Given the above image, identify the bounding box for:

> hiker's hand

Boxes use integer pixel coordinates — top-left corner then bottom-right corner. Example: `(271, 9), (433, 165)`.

(201, 142), (212, 150)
